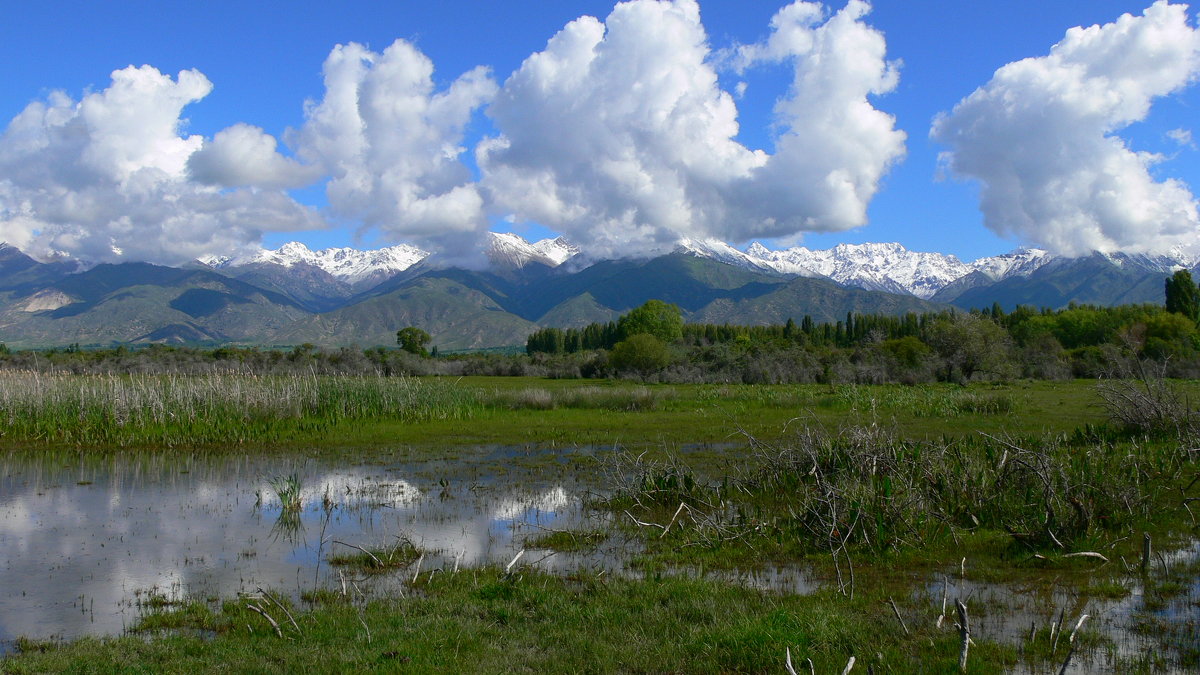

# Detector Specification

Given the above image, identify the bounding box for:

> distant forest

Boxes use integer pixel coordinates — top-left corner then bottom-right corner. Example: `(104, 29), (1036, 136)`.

(4, 271), (1200, 385)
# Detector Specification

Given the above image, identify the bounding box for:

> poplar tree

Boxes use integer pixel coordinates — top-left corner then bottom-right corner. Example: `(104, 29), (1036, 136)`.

(1165, 270), (1200, 322)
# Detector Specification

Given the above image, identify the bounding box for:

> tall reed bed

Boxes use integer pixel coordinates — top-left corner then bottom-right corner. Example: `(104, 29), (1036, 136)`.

(0, 372), (479, 446)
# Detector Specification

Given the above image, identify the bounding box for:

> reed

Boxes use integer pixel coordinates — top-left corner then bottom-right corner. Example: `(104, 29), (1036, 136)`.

(605, 421), (1197, 563)
(269, 474), (303, 512)
(0, 371), (480, 446)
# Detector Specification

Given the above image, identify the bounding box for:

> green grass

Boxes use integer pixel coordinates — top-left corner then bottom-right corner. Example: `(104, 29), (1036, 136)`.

(600, 421), (1197, 569)
(268, 474), (303, 512)
(0, 373), (1130, 452)
(525, 528), (608, 552)
(0, 372), (478, 448)
(2, 568), (1031, 674)
(339, 378), (1117, 454)
(326, 539), (422, 574)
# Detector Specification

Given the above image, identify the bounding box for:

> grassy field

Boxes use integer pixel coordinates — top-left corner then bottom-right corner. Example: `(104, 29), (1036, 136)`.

(0, 372), (1118, 452)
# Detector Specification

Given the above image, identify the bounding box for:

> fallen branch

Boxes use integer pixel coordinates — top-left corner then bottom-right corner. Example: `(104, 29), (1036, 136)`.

(1057, 614), (1089, 675)
(505, 549), (525, 574)
(256, 587), (300, 635)
(1062, 551), (1109, 563)
(887, 596), (910, 636)
(246, 602), (283, 639)
(661, 502), (687, 538)
(331, 540), (382, 567)
(955, 600), (970, 673)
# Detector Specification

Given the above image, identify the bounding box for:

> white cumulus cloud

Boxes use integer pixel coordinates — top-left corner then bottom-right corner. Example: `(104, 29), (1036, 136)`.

(932, 0), (1200, 257)
(1, 2), (907, 266)
(478, 0), (905, 258)
(187, 123), (320, 189)
(0, 65), (323, 264)
(289, 40), (497, 255)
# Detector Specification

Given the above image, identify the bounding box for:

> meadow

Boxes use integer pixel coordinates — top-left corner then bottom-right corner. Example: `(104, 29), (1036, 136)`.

(1, 373), (1197, 673)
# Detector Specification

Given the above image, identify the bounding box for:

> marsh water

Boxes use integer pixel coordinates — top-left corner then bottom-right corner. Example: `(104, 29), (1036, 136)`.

(1, 447), (1197, 672)
(0, 447), (625, 647)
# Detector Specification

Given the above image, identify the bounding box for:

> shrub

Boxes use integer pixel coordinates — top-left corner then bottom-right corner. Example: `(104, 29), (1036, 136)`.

(609, 334), (672, 376)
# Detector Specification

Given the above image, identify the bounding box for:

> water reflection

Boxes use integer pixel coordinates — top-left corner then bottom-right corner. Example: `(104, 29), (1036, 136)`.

(0, 451), (595, 644)
(921, 543), (1200, 674)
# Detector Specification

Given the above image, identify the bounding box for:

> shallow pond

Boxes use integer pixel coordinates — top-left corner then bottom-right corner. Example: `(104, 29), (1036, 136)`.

(918, 545), (1200, 674)
(2, 447), (1196, 673)
(0, 447), (620, 647)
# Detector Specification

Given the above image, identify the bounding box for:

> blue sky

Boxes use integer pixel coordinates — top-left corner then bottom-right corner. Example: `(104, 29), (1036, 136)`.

(2, 1), (1199, 263)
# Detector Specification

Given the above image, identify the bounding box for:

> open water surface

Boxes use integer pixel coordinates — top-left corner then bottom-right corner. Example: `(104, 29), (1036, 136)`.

(0, 448), (616, 647)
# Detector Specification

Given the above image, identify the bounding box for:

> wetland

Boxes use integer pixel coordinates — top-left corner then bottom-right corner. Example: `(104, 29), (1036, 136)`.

(0, 375), (1197, 673)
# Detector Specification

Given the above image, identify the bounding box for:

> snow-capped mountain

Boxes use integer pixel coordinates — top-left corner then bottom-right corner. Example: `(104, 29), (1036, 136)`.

(200, 241), (429, 286)
(677, 240), (1060, 299)
(196, 233), (1179, 302)
(970, 248), (1054, 281)
(674, 238), (788, 274)
(486, 232), (579, 269)
(753, 242), (974, 298)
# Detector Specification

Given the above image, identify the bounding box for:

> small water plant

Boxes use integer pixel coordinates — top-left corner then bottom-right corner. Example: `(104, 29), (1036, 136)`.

(269, 474), (303, 512)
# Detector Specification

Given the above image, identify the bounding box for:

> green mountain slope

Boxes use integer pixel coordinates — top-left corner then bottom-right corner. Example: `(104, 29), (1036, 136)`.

(272, 276), (538, 350)
(209, 262), (355, 313)
(942, 254), (1168, 311)
(0, 263), (310, 347)
(690, 275), (944, 325)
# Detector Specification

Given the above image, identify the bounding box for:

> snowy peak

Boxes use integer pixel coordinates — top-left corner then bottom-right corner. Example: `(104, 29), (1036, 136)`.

(971, 248), (1053, 280)
(675, 238), (778, 272)
(531, 236), (580, 266)
(201, 241), (429, 286)
(679, 240), (1061, 299)
(486, 232), (579, 269)
(730, 241), (970, 299)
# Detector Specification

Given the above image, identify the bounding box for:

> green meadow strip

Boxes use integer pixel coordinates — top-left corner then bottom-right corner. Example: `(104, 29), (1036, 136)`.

(0, 372), (480, 447)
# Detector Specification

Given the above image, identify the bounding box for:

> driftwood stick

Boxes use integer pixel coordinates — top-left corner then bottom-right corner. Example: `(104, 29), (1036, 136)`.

(256, 587), (300, 635)
(1051, 607), (1066, 654)
(1062, 551), (1109, 562)
(358, 613), (371, 644)
(955, 600), (970, 673)
(1057, 614), (1090, 675)
(412, 552), (425, 584)
(505, 549), (525, 574)
(887, 596), (910, 636)
(332, 540), (382, 567)
(661, 502), (687, 538)
(785, 647), (798, 675)
(246, 602), (283, 639)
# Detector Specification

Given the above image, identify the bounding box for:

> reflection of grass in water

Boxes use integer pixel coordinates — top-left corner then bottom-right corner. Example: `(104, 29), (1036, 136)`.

(271, 510), (304, 544)
(265, 474), (305, 544)
(1129, 552), (1200, 668)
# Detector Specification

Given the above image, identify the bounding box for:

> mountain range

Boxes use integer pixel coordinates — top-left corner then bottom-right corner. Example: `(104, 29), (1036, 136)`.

(0, 233), (1186, 349)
